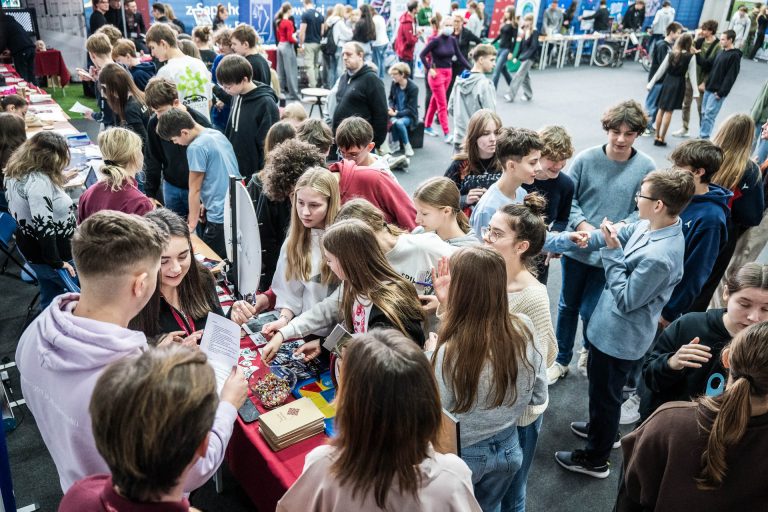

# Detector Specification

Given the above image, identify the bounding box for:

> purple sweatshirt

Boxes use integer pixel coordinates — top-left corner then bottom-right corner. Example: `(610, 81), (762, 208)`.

(420, 34), (471, 70)
(16, 294), (238, 493)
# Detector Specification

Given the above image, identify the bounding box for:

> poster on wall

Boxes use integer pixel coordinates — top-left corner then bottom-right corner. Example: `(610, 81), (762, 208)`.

(516, 0), (540, 21)
(488, 0), (515, 38)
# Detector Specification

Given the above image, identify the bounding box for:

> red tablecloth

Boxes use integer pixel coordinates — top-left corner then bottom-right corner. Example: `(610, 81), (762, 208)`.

(265, 48), (277, 70)
(226, 334), (327, 510)
(0, 64), (46, 93)
(34, 50), (71, 86)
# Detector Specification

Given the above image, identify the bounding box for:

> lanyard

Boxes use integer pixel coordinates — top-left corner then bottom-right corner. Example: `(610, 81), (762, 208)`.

(170, 305), (196, 336)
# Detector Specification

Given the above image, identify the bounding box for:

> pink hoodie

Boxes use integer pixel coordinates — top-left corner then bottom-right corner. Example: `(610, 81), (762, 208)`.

(16, 294), (238, 493)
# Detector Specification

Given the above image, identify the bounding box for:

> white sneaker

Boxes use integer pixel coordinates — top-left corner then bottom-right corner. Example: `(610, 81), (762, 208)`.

(404, 143), (414, 157)
(672, 128), (689, 138)
(390, 141), (401, 153)
(619, 394), (641, 425)
(387, 154), (408, 169)
(577, 347), (589, 377)
(547, 362), (569, 385)
(379, 140), (392, 155)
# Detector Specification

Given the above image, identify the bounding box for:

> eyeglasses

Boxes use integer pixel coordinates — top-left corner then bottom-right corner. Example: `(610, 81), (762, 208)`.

(481, 226), (505, 243)
(635, 192), (660, 202)
(337, 148), (364, 160)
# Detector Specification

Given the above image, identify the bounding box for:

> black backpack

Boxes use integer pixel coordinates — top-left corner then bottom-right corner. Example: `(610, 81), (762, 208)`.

(321, 21), (338, 56)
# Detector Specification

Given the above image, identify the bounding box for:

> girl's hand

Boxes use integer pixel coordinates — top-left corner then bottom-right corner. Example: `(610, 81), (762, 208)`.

(262, 317), (288, 337)
(62, 261), (77, 277)
(230, 300), (257, 325)
(220, 365), (248, 408)
(431, 256), (451, 305)
(429, 68), (437, 78)
(158, 330), (186, 346)
(424, 332), (438, 351)
(418, 294), (439, 314)
(181, 330), (203, 347)
(261, 332), (284, 363)
(294, 339), (321, 361)
(668, 337), (711, 371)
(466, 187), (487, 205)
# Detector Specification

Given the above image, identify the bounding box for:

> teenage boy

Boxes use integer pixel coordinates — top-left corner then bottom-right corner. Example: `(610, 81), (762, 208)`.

(157, 108), (241, 258)
(15, 211), (247, 492)
(300, 0), (324, 88)
(216, 54), (279, 179)
(548, 100), (655, 385)
(699, 30), (742, 139)
(229, 24), (272, 85)
(448, 43), (497, 148)
(644, 22), (682, 136)
(470, 127), (543, 238)
(111, 38), (156, 91)
(328, 118), (417, 230)
(144, 77), (212, 217)
(60, 345), (227, 511)
(674, 20), (720, 138)
(146, 23), (212, 121)
(546, 169), (696, 478)
(78, 33), (115, 126)
(522, 125), (575, 284)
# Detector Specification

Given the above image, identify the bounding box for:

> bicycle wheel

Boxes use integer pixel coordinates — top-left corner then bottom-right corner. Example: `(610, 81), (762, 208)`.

(594, 44), (615, 67)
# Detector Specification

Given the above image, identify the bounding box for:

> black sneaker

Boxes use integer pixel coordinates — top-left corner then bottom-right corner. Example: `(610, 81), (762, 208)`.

(555, 450), (610, 479)
(570, 421), (621, 449)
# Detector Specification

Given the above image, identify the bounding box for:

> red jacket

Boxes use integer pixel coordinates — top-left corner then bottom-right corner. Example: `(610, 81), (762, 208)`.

(394, 12), (418, 61)
(277, 18), (296, 43)
(329, 159), (417, 230)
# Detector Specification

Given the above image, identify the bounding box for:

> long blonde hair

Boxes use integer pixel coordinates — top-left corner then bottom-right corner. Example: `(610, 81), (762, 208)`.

(335, 198), (406, 238)
(97, 128), (144, 192)
(322, 219), (425, 337)
(696, 322), (768, 490)
(413, 177), (470, 233)
(286, 167), (340, 283)
(712, 113), (756, 191)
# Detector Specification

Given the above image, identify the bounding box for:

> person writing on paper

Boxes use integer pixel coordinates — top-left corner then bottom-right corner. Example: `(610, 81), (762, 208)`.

(130, 209), (257, 346)
(277, 329), (482, 511)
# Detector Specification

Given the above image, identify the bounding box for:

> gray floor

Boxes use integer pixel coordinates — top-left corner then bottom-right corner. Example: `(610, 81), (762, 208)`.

(5, 58), (767, 511)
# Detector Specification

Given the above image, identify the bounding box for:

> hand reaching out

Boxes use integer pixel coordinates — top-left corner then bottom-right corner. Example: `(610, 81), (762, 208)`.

(431, 256), (451, 305)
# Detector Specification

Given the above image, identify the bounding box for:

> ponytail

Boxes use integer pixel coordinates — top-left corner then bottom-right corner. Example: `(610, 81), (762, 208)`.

(456, 210), (470, 233)
(100, 161), (135, 191)
(413, 176), (470, 234)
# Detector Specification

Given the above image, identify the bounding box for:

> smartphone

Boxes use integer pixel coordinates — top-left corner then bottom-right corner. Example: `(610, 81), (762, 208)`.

(238, 399), (260, 423)
(243, 311), (280, 335)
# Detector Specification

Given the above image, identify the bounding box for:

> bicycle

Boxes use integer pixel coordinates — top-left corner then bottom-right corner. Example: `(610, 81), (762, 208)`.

(594, 31), (651, 71)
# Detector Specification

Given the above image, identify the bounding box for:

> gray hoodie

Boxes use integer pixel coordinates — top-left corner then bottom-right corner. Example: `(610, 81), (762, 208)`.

(448, 72), (496, 144)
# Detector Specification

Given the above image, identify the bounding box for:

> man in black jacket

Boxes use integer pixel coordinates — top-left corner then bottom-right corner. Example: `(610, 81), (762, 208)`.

(217, 54), (279, 180)
(144, 77), (212, 217)
(0, 12), (36, 84)
(89, 0), (109, 34)
(105, 0), (125, 35)
(580, 0), (611, 32)
(621, 1), (645, 31)
(700, 30), (741, 139)
(331, 42), (388, 150)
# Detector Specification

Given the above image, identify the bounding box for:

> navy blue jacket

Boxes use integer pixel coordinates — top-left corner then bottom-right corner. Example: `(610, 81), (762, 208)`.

(388, 78), (419, 125)
(662, 184), (732, 321)
(129, 61), (156, 91)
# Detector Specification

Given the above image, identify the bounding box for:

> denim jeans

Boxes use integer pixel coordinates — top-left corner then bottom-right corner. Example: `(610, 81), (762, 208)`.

(492, 48), (513, 88)
(502, 416), (543, 512)
(390, 116), (412, 145)
(462, 424), (523, 512)
(30, 262), (72, 310)
(163, 180), (189, 219)
(372, 44), (387, 78)
(700, 91), (724, 139)
(555, 256), (606, 366)
(645, 83), (663, 130)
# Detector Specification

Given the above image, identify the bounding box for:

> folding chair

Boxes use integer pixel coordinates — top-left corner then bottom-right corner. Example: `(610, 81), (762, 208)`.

(0, 213), (37, 283)
(56, 269), (80, 293)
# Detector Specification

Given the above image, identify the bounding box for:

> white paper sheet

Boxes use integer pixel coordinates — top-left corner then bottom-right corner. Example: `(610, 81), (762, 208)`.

(199, 312), (241, 394)
(68, 101), (93, 114)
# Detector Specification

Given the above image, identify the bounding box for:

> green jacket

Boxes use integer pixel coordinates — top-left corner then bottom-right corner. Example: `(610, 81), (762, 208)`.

(751, 80), (768, 124)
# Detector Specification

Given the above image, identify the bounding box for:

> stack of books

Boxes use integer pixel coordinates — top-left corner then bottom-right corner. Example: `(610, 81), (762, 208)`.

(259, 397), (326, 451)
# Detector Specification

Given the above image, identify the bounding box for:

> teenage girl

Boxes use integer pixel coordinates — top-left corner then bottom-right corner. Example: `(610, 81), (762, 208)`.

(618, 321), (768, 509)
(0, 94), (28, 117)
(269, 167), (340, 338)
(641, 262), (768, 420)
(193, 25), (216, 69)
(430, 246), (545, 511)
(98, 63), (150, 148)
(0, 113), (26, 212)
(481, 194), (558, 510)
(413, 176), (478, 246)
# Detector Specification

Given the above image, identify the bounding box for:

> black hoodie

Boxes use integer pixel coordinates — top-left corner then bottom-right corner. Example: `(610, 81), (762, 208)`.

(640, 308), (731, 421)
(225, 82), (280, 179)
(332, 64), (388, 148)
(705, 48), (742, 97)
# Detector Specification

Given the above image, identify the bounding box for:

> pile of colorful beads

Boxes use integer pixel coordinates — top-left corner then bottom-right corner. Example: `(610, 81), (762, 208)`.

(252, 373), (292, 409)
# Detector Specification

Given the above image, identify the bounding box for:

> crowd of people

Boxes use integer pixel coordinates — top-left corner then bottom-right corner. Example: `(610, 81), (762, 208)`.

(3, 1), (768, 511)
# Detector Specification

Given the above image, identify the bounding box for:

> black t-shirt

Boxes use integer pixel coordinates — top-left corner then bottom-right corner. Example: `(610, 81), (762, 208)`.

(89, 10), (108, 34)
(522, 172), (575, 232)
(301, 7), (324, 44)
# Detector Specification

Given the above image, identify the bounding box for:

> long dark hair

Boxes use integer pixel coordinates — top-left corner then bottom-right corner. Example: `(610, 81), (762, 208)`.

(452, 109), (502, 176)
(332, 329), (442, 507)
(354, 5), (377, 42)
(0, 113), (26, 175)
(129, 209), (219, 337)
(99, 62), (147, 124)
(670, 33), (693, 66)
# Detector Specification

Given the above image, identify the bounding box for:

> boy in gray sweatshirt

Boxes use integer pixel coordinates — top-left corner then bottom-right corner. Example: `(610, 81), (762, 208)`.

(448, 44), (497, 148)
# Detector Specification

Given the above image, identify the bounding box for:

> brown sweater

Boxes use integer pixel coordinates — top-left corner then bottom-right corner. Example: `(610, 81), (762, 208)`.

(617, 401), (768, 512)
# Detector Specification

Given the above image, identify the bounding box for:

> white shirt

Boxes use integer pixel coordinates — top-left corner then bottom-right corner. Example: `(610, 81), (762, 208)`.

(373, 14), (389, 46)
(156, 55), (212, 121)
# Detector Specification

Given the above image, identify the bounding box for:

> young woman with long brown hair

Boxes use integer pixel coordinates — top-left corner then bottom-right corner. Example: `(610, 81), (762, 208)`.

(692, 113), (764, 311)
(413, 177), (478, 246)
(98, 62), (150, 148)
(444, 109), (502, 214)
(617, 320), (768, 510)
(430, 246), (545, 511)
(130, 208), (257, 345)
(277, 329), (481, 511)
(0, 112), (26, 211)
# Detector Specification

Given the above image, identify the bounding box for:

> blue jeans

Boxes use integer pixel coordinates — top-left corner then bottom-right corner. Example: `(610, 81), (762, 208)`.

(645, 83), (663, 130)
(555, 256), (606, 366)
(700, 91), (724, 139)
(502, 416), (543, 512)
(390, 116), (412, 145)
(163, 180), (189, 219)
(492, 48), (513, 88)
(462, 424), (523, 512)
(30, 262), (71, 310)
(372, 44), (387, 78)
